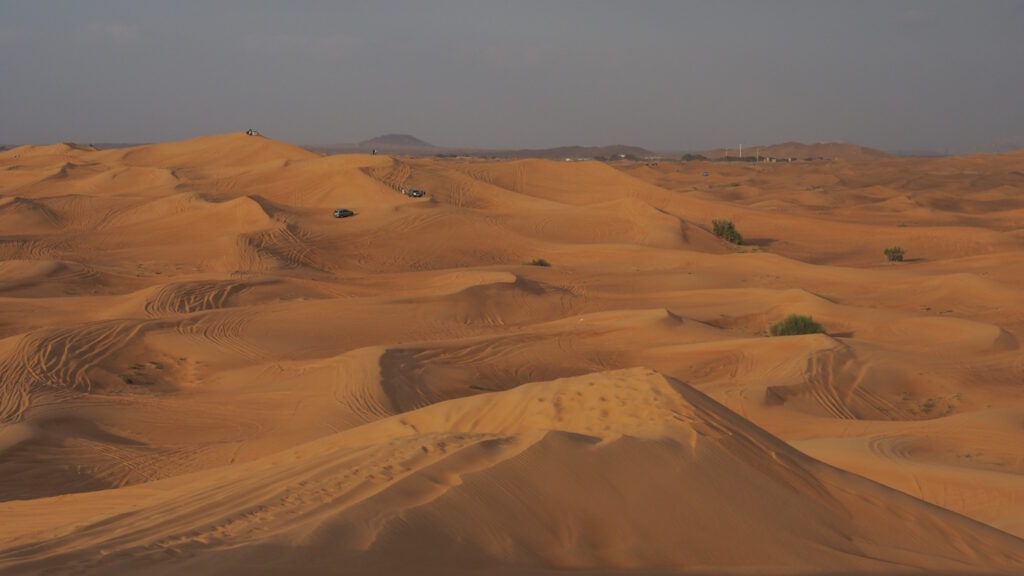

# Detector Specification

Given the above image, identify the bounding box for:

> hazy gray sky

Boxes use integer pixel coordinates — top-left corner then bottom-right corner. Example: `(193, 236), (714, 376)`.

(2, 1), (1022, 152)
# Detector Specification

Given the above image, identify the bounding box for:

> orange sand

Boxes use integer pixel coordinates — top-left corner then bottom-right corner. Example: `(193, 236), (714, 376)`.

(1, 133), (1023, 574)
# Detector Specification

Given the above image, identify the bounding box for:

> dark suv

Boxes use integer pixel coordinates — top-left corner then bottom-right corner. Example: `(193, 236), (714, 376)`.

(333, 208), (355, 218)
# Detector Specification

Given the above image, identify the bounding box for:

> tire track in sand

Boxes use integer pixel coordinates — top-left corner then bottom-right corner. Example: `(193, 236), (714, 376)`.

(145, 280), (254, 317)
(175, 311), (265, 362)
(0, 320), (146, 423)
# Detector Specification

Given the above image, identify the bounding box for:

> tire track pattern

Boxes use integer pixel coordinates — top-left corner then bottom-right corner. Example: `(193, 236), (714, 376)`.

(175, 311), (265, 361)
(800, 346), (902, 420)
(0, 320), (146, 423)
(236, 223), (331, 274)
(0, 237), (69, 261)
(145, 280), (253, 316)
(360, 158), (411, 192)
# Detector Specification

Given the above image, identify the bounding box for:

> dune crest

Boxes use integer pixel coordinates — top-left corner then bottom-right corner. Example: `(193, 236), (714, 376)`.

(2, 369), (1022, 575)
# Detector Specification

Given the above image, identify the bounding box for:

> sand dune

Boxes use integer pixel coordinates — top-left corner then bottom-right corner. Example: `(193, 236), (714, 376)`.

(1, 369), (1022, 575)
(1, 133), (1023, 574)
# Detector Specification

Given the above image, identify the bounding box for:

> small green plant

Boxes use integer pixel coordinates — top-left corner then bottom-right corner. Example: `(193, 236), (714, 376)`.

(770, 314), (824, 336)
(711, 219), (743, 245)
(527, 258), (551, 267)
(884, 246), (905, 262)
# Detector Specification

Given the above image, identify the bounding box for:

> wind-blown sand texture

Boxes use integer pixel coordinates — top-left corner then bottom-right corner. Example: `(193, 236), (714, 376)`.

(1, 133), (1023, 575)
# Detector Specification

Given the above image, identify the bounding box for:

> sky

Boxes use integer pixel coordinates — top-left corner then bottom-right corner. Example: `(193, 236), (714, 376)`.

(1, 1), (1022, 153)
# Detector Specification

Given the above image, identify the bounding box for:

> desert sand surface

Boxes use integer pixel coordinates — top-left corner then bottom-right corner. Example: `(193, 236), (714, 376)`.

(1, 133), (1023, 575)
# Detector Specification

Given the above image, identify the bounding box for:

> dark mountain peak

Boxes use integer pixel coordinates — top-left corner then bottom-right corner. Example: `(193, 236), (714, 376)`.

(359, 134), (434, 148)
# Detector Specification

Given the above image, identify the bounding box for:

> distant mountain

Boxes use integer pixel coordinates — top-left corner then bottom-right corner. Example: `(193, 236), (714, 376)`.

(87, 142), (147, 151)
(703, 141), (889, 161)
(309, 136), (656, 160)
(308, 134), (439, 155)
(358, 134), (435, 148)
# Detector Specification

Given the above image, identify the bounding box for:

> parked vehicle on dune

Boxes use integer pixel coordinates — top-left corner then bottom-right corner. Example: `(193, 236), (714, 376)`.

(333, 208), (355, 218)
(406, 189), (426, 198)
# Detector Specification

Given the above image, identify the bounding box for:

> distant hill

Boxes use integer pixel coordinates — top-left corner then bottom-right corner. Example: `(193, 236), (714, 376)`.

(310, 136), (655, 160)
(703, 141), (889, 161)
(1, 142), (152, 152)
(311, 134), (439, 155)
(87, 142), (147, 151)
(359, 133), (435, 148)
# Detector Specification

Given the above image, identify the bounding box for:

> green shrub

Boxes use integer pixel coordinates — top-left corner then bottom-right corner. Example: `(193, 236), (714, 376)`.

(884, 246), (905, 262)
(770, 314), (824, 336)
(527, 258), (551, 267)
(711, 219), (743, 245)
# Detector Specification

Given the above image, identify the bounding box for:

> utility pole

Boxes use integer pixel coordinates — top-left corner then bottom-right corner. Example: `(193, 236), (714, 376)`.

(739, 144), (742, 159)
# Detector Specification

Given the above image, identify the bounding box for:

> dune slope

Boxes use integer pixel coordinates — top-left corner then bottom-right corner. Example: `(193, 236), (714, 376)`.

(2, 369), (1022, 576)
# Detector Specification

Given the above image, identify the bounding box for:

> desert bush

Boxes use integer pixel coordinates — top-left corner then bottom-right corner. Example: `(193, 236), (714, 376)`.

(527, 258), (551, 267)
(770, 314), (824, 336)
(711, 219), (743, 245)
(884, 246), (905, 262)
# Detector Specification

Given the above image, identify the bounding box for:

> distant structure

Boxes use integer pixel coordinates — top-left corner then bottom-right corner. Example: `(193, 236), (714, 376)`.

(245, 129), (260, 136)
